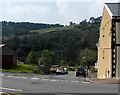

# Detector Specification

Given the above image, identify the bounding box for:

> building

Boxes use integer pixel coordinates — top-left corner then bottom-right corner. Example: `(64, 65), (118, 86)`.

(98, 3), (120, 80)
(0, 44), (17, 69)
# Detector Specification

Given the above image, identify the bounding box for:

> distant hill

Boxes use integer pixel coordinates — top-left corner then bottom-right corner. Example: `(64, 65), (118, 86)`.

(1, 21), (63, 36)
(2, 16), (101, 66)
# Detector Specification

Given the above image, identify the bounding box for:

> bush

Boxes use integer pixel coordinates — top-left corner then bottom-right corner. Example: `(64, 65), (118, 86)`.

(67, 66), (75, 71)
(90, 68), (98, 72)
(33, 67), (45, 74)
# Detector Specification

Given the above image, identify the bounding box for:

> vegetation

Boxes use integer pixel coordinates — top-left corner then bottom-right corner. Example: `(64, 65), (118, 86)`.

(30, 26), (74, 34)
(2, 16), (101, 70)
(41, 50), (55, 74)
(1, 63), (36, 73)
(1, 21), (63, 36)
(26, 51), (38, 65)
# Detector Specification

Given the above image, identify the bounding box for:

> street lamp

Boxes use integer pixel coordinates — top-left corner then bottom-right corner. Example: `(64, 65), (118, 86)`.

(86, 49), (89, 77)
(83, 52), (88, 78)
(82, 56), (86, 68)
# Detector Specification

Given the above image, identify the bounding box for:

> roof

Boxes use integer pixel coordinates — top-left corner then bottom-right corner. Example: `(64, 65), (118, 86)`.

(0, 44), (5, 48)
(0, 44), (17, 56)
(105, 3), (120, 17)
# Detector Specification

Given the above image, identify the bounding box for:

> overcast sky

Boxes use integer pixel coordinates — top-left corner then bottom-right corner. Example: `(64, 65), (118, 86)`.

(0, 0), (119, 25)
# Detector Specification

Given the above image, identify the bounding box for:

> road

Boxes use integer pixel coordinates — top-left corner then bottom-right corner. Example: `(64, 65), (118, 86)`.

(0, 71), (119, 95)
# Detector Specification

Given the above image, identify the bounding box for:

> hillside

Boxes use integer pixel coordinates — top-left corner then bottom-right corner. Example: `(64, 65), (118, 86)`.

(30, 26), (74, 34)
(1, 21), (63, 37)
(2, 16), (101, 66)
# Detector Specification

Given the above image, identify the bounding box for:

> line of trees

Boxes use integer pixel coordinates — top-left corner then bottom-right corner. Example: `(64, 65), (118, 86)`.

(1, 21), (63, 36)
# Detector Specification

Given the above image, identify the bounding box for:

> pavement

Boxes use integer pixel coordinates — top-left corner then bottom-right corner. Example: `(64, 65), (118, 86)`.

(85, 72), (120, 84)
(90, 78), (120, 84)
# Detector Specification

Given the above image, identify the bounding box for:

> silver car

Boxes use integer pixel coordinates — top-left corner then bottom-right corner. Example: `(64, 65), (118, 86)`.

(56, 68), (65, 75)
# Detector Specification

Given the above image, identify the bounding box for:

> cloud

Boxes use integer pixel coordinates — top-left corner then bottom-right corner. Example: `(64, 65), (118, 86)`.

(56, 2), (91, 24)
(2, 4), (51, 23)
(56, 2), (72, 22)
(90, 0), (120, 17)
(1, 0), (120, 25)
(90, 1), (104, 17)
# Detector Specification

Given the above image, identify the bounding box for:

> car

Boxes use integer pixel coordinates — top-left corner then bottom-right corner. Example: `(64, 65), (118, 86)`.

(56, 68), (66, 75)
(76, 68), (86, 77)
(63, 68), (68, 74)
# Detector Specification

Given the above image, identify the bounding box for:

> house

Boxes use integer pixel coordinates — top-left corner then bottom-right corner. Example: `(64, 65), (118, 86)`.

(98, 3), (120, 80)
(0, 44), (17, 69)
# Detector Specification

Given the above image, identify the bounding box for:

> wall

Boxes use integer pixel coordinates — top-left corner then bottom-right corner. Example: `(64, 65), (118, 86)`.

(116, 22), (120, 80)
(0, 46), (17, 68)
(98, 6), (112, 79)
(116, 22), (120, 44)
(2, 46), (17, 66)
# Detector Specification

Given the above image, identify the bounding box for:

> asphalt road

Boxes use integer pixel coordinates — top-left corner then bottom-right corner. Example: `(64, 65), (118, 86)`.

(0, 71), (119, 94)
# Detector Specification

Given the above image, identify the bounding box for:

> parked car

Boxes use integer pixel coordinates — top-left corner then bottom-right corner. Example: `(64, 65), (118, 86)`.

(64, 68), (68, 74)
(76, 68), (86, 77)
(56, 68), (66, 75)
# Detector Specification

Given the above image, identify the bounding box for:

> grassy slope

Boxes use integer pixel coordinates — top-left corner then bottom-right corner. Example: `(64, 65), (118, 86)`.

(3, 26), (74, 40)
(30, 25), (99, 44)
(30, 26), (74, 34)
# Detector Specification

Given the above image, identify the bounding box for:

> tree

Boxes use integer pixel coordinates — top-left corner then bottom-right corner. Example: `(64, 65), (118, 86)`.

(59, 60), (65, 66)
(26, 51), (38, 65)
(79, 49), (97, 68)
(16, 49), (26, 61)
(80, 36), (89, 49)
(69, 21), (76, 26)
(89, 17), (95, 23)
(95, 16), (102, 23)
(41, 50), (55, 74)
(80, 19), (87, 25)
(70, 21), (73, 26)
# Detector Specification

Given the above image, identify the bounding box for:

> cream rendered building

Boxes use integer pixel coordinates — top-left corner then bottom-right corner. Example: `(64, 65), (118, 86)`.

(98, 3), (120, 80)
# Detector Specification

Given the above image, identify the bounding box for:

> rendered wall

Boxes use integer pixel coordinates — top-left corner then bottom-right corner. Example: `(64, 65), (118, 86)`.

(98, 6), (112, 79)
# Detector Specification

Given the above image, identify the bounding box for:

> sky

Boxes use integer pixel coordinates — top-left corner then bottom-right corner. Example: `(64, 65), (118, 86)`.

(0, 0), (120, 25)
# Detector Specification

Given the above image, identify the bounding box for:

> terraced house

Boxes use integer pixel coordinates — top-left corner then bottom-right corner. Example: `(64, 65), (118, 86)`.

(98, 3), (120, 80)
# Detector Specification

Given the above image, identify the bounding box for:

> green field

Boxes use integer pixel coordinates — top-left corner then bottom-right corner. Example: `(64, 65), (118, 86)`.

(30, 26), (74, 34)
(1, 64), (37, 73)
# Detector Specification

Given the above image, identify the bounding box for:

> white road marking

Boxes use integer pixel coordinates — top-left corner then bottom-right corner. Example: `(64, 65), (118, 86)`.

(21, 77), (27, 79)
(0, 87), (22, 92)
(50, 79), (59, 82)
(8, 76), (12, 77)
(82, 82), (90, 84)
(41, 79), (49, 81)
(85, 78), (91, 82)
(40, 77), (48, 78)
(70, 81), (79, 83)
(14, 77), (20, 78)
(1, 74), (4, 76)
(75, 77), (84, 79)
(31, 77), (39, 80)
(60, 80), (68, 82)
